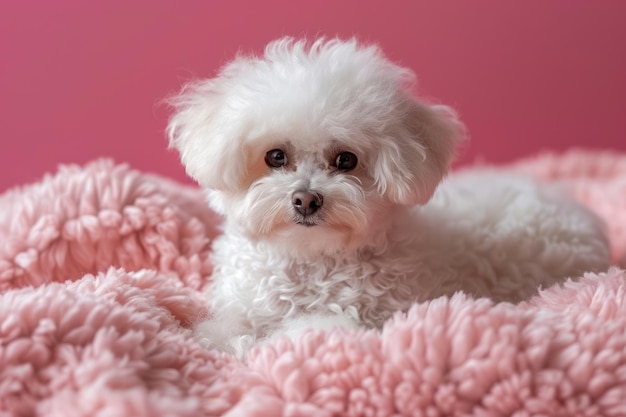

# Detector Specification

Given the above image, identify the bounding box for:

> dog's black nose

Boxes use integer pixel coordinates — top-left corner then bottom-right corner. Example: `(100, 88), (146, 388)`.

(292, 190), (323, 216)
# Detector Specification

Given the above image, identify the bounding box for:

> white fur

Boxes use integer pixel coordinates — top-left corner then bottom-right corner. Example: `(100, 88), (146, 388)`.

(168, 37), (610, 357)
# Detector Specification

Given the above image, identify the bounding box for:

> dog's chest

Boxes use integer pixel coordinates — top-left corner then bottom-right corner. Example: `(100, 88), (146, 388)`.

(210, 235), (418, 327)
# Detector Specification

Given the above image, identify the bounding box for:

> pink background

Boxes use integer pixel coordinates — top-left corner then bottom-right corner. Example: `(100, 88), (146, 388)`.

(1, 1), (625, 193)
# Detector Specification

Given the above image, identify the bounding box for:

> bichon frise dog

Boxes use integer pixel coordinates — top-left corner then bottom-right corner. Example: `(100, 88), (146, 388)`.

(167, 37), (610, 357)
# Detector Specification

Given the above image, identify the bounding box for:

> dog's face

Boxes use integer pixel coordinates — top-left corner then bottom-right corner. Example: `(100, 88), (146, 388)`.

(168, 38), (464, 254)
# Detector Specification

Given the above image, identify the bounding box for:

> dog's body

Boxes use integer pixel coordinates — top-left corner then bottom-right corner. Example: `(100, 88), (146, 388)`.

(201, 172), (608, 355)
(168, 38), (610, 357)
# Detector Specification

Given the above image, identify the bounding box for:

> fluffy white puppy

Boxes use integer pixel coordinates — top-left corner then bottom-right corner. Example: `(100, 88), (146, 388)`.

(167, 38), (610, 357)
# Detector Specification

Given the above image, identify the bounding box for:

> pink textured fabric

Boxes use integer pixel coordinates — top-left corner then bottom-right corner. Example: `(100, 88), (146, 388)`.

(1, 152), (626, 416)
(0, 160), (219, 292)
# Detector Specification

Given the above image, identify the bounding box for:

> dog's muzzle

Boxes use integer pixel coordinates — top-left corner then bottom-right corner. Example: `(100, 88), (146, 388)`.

(292, 190), (323, 219)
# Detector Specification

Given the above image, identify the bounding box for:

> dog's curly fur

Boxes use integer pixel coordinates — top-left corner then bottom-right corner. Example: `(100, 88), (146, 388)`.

(167, 38), (610, 357)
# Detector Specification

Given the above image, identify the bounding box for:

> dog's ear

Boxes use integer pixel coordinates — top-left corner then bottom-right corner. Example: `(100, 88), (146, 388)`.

(373, 99), (465, 205)
(166, 70), (252, 191)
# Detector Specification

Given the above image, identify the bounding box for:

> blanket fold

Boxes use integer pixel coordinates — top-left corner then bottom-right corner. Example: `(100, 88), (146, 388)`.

(2, 150), (626, 416)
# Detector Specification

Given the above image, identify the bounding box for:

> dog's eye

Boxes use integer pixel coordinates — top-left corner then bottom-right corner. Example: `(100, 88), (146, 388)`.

(265, 149), (288, 168)
(334, 152), (358, 171)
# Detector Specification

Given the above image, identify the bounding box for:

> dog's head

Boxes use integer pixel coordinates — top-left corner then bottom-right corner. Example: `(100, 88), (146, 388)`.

(168, 38), (464, 254)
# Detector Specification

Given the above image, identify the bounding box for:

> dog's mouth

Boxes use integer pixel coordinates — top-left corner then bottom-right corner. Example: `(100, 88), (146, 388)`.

(293, 213), (321, 227)
(295, 218), (319, 227)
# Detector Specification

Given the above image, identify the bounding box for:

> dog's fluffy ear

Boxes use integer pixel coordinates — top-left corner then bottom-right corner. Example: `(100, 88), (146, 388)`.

(373, 99), (465, 206)
(166, 70), (251, 191)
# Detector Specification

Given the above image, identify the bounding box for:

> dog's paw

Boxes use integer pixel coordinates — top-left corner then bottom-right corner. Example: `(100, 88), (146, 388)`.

(194, 315), (257, 359)
(274, 312), (363, 341)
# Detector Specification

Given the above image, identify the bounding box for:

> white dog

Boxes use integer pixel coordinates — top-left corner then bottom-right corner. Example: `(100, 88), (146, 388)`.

(167, 38), (610, 357)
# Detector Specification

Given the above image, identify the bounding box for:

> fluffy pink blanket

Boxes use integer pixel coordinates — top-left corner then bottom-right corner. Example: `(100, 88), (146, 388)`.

(2, 150), (626, 416)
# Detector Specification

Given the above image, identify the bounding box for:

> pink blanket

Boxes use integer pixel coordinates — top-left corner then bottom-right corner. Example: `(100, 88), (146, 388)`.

(2, 150), (626, 416)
